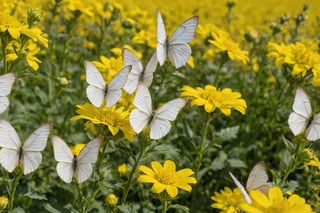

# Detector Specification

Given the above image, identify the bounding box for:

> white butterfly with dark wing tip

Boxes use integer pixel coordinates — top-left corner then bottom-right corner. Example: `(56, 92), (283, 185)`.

(0, 73), (16, 113)
(130, 84), (186, 140)
(0, 119), (51, 175)
(229, 161), (272, 204)
(122, 48), (158, 94)
(288, 87), (320, 141)
(85, 60), (131, 108)
(51, 135), (102, 183)
(157, 10), (199, 68)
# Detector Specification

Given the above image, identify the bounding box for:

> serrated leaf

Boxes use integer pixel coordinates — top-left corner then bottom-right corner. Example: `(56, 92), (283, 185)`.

(169, 204), (190, 212)
(282, 136), (296, 154)
(117, 204), (138, 213)
(215, 126), (239, 141)
(210, 150), (227, 171)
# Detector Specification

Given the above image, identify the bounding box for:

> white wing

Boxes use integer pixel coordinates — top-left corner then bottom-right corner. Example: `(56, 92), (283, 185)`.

(150, 118), (171, 140)
(157, 10), (167, 66)
(85, 60), (107, 107)
(141, 52), (158, 87)
(155, 98), (186, 121)
(288, 88), (312, 136)
(306, 114), (320, 141)
(76, 137), (102, 183)
(170, 16), (199, 43)
(149, 98), (186, 139)
(168, 43), (192, 68)
(106, 65), (131, 107)
(0, 97), (9, 114)
(123, 48), (143, 94)
(133, 85), (153, 114)
(51, 135), (74, 183)
(130, 109), (150, 134)
(246, 161), (272, 194)
(0, 73), (16, 96)
(229, 172), (252, 204)
(22, 124), (51, 174)
(0, 119), (21, 173)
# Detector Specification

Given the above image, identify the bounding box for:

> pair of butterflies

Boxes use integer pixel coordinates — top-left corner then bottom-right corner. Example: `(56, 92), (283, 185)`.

(229, 161), (272, 204)
(0, 119), (101, 183)
(130, 84), (186, 140)
(288, 87), (320, 141)
(0, 73), (16, 114)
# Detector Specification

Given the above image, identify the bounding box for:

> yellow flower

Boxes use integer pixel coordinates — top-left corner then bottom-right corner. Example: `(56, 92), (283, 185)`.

(180, 85), (247, 116)
(209, 29), (249, 65)
(240, 187), (314, 213)
(305, 148), (320, 169)
(0, 12), (24, 39)
(70, 144), (85, 156)
(138, 160), (197, 198)
(118, 163), (128, 177)
(0, 195), (8, 210)
(211, 187), (246, 213)
(105, 193), (118, 207)
(71, 103), (135, 142)
(92, 55), (123, 83)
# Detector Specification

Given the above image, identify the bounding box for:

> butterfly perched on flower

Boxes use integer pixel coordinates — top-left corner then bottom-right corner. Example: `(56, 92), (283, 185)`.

(229, 161), (272, 204)
(85, 60), (131, 108)
(51, 135), (102, 183)
(157, 10), (199, 68)
(288, 87), (320, 141)
(0, 119), (51, 175)
(0, 73), (16, 113)
(130, 84), (186, 140)
(122, 48), (158, 94)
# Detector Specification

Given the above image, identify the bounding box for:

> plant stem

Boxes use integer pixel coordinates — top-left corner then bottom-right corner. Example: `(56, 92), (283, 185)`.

(121, 143), (147, 204)
(8, 172), (22, 210)
(195, 113), (213, 178)
(161, 200), (168, 213)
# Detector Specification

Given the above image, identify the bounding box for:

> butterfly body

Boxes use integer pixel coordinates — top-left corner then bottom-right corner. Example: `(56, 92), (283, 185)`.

(288, 87), (320, 141)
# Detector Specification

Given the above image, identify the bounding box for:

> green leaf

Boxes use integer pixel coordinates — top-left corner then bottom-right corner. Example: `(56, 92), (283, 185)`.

(169, 204), (190, 212)
(23, 192), (47, 200)
(215, 126), (240, 141)
(227, 158), (247, 168)
(43, 203), (61, 213)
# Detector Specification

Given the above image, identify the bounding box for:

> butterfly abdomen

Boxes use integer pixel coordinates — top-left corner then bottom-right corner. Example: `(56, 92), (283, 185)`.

(73, 156), (77, 172)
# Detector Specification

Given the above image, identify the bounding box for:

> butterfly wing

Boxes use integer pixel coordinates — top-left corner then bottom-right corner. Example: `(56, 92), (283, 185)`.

(305, 114), (320, 141)
(123, 49), (143, 94)
(0, 119), (21, 172)
(229, 172), (252, 204)
(51, 136), (74, 183)
(246, 161), (272, 194)
(76, 137), (102, 183)
(106, 65), (131, 107)
(150, 98), (186, 139)
(85, 60), (106, 107)
(168, 16), (199, 68)
(22, 124), (51, 174)
(0, 73), (16, 113)
(130, 85), (152, 134)
(157, 10), (167, 66)
(0, 73), (16, 96)
(142, 52), (158, 87)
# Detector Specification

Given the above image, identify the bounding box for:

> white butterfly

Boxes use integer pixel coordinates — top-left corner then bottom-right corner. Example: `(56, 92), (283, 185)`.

(229, 161), (272, 204)
(0, 73), (16, 113)
(130, 84), (186, 140)
(85, 60), (131, 107)
(122, 48), (158, 94)
(0, 119), (51, 175)
(157, 10), (199, 68)
(51, 135), (102, 183)
(288, 87), (320, 141)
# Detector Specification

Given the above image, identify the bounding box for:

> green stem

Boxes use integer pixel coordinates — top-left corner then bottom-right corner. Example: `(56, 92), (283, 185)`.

(195, 113), (213, 178)
(121, 143), (147, 204)
(1, 37), (8, 73)
(161, 200), (168, 213)
(8, 172), (22, 210)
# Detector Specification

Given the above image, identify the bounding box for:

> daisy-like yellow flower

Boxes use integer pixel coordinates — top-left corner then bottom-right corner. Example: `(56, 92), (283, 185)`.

(180, 85), (247, 116)
(240, 187), (314, 213)
(211, 187), (246, 213)
(71, 103), (135, 142)
(0, 12), (24, 39)
(208, 29), (249, 65)
(138, 160), (197, 198)
(70, 144), (86, 156)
